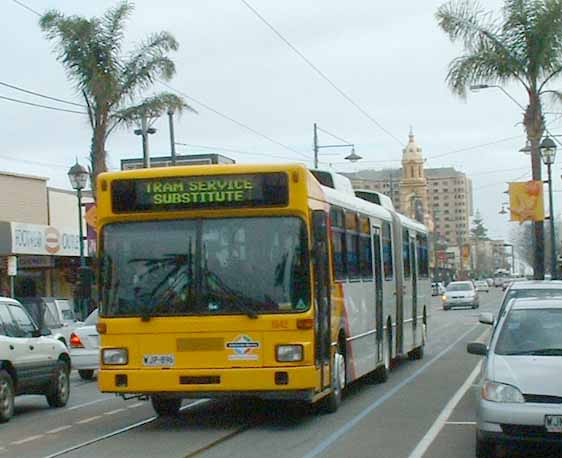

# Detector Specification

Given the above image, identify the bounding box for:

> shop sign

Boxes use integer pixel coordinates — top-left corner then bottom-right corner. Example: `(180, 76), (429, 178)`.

(10, 223), (82, 257)
(17, 256), (54, 269)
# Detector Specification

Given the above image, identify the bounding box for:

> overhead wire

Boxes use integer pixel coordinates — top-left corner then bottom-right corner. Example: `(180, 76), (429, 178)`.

(316, 126), (353, 145)
(0, 81), (85, 107)
(239, 0), (404, 147)
(11, 0), (41, 16)
(0, 94), (87, 115)
(10, 0), (310, 162)
(158, 80), (312, 160)
(175, 142), (308, 162)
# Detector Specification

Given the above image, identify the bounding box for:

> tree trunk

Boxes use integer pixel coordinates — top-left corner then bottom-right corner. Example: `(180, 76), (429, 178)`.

(89, 115), (108, 200)
(524, 91), (545, 280)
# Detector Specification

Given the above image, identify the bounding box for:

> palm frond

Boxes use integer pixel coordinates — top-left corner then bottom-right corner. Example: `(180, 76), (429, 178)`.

(118, 31), (179, 101)
(110, 92), (194, 128)
(436, 0), (499, 51)
(100, 0), (134, 67)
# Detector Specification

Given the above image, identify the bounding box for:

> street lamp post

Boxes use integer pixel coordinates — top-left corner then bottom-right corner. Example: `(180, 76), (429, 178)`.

(313, 123), (362, 168)
(540, 136), (558, 279)
(471, 83), (546, 280)
(68, 161), (90, 320)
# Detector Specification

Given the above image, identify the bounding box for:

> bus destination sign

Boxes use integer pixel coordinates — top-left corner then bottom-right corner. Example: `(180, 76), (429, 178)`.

(111, 172), (289, 213)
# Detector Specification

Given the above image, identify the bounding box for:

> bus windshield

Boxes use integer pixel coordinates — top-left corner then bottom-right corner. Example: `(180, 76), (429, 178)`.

(100, 217), (310, 317)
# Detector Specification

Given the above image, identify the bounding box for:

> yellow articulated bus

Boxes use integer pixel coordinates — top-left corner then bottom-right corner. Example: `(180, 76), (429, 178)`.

(96, 163), (430, 415)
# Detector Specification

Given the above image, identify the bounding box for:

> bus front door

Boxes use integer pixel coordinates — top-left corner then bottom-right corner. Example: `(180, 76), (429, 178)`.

(313, 210), (331, 390)
(372, 227), (384, 363)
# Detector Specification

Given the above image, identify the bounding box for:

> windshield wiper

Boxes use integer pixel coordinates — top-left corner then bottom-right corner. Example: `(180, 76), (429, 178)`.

(204, 271), (259, 319)
(504, 348), (562, 356)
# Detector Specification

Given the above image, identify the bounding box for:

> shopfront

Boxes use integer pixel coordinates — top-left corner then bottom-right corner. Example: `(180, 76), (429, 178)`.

(0, 221), (84, 299)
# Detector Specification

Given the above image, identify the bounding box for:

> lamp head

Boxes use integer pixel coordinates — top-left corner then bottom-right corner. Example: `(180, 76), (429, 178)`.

(540, 136), (557, 165)
(68, 160), (89, 191)
(345, 147), (362, 163)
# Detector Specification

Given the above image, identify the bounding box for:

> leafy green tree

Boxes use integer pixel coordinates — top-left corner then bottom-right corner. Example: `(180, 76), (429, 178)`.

(436, 0), (562, 279)
(470, 210), (489, 240)
(40, 1), (192, 194)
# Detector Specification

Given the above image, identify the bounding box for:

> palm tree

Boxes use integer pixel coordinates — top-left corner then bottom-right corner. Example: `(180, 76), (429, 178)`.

(436, 0), (562, 280)
(40, 1), (193, 194)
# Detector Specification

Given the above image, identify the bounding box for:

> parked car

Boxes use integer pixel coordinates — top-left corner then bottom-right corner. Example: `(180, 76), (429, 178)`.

(475, 280), (490, 293)
(0, 297), (70, 422)
(70, 309), (99, 380)
(496, 280), (562, 327)
(19, 297), (82, 347)
(442, 281), (479, 310)
(468, 298), (562, 457)
(431, 282), (446, 296)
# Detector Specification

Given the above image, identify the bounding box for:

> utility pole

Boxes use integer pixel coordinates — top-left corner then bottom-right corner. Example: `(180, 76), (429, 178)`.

(134, 112), (157, 169)
(141, 113), (150, 168)
(168, 109), (177, 166)
(313, 123), (319, 169)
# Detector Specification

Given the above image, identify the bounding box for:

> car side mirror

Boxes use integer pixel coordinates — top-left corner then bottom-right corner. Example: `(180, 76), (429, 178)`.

(467, 342), (487, 356)
(479, 312), (494, 325)
(31, 329), (42, 338)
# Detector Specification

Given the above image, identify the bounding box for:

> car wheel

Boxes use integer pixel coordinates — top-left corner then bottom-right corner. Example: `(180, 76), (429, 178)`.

(78, 369), (95, 381)
(321, 346), (346, 413)
(475, 433), (496, 458)
(0, 370), (14, 423)
(46, 361), (70, 408)
(443, 306), (449, 311)
(151, 396), (181, 417)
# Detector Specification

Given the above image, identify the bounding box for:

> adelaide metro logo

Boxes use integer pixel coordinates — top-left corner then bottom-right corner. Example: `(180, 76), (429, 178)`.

(226, 335), (260, 361)
(44, 227), (61, 254)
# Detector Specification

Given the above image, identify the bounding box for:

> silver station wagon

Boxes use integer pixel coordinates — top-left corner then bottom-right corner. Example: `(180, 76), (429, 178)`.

(468, 298), (562, 457)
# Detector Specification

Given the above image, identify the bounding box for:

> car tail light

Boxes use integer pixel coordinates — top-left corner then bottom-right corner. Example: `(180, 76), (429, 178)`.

(70, 333), (84, 348)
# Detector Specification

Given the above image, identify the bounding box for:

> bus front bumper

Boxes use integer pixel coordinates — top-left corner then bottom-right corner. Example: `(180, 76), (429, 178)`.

(99, 366), (320, 401)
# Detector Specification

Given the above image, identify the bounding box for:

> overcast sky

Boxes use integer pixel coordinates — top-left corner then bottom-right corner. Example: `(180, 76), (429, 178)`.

(2, 0), (561, 245)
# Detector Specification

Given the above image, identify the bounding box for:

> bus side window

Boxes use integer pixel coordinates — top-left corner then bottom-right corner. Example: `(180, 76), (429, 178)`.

(330, 207), (347, 281)
(382, 222), (394, 281)
(417, 234), (429, 278)
(403, 229), (411, 278)
(345, 212), (360, 280)
(359, 216), (372, 279)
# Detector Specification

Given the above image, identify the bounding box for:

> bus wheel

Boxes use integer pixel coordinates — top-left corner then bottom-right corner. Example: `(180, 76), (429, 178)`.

(151, 396), (181, 417)
(321, 348), (345, 414)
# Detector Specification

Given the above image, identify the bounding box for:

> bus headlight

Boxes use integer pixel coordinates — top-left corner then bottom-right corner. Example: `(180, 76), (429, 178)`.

(102, 348), (128, 365)
(276, 345), (303, 362)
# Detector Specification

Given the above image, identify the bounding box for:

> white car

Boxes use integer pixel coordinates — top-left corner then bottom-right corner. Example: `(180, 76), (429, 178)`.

(468, 298), (562, 456)
(475, 280), (490, 293)
(70, 309), (99, 380)
(0, 297), (70, 422)
(20, 297), (83, 348)
(442, 281), (479, 310)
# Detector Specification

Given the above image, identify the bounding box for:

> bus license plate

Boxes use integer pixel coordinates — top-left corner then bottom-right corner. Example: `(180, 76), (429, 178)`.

(143, 354), (175, 367)
(545, 415), (562, 433)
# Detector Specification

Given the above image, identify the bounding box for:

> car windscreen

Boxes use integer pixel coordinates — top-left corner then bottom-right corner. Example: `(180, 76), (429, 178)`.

(446, 284), (472, 292)
(84, 309), (98, 326)
(495, 308), (562, 356)
(100, 217), (310, 318)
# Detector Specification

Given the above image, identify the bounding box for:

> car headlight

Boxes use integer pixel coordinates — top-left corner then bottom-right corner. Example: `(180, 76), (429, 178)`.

(102, 348), (128, 365)
(442, 295), (448, 301)
(276, 345), (303, 362)
(482, 381), (525, 403)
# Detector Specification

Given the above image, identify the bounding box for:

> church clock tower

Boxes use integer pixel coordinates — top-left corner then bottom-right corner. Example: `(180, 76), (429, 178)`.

(400, 128), (430, 224)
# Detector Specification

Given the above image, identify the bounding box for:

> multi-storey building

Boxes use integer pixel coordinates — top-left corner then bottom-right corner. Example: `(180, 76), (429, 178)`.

(343, 132), (473, 246)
